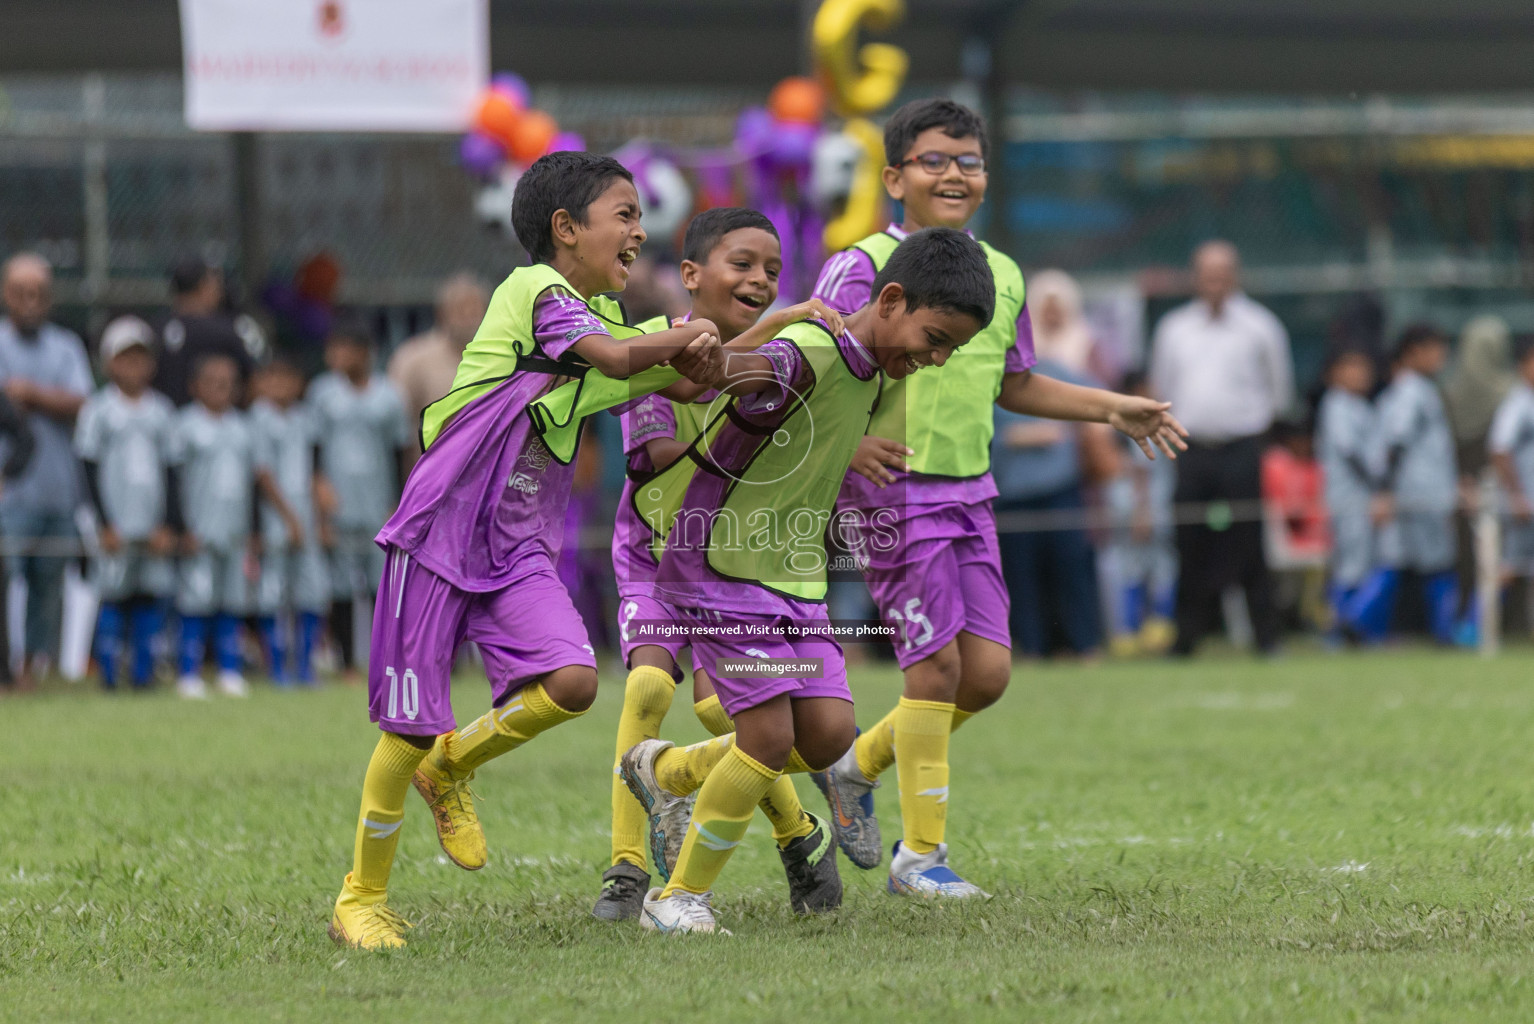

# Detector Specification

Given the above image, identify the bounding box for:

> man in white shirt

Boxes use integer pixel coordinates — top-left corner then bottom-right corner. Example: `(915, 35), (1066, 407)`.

(385, 273), (487, 469)
(1150, 241), (1294, 656)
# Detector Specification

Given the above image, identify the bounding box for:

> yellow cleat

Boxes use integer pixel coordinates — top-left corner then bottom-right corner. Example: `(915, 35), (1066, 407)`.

(411, 735), (487, 870)
(1138, 616), (1176, 655)
(329, 881), (411, 951)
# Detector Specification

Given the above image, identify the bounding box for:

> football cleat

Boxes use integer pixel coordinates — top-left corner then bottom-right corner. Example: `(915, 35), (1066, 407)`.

(411, 735), (487, 871)
(809, 738), (882, 869)
(640, 887), (730, 935)
(329, 880), (412, 950)
(778, 811), (842, 913)
(591, 862), (651, 922)
(887, 841), (991, 899)
(619, 739), (695, 882)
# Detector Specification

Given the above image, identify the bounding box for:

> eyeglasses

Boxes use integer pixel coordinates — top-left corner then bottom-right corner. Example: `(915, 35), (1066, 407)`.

(893, 152), (986, 175)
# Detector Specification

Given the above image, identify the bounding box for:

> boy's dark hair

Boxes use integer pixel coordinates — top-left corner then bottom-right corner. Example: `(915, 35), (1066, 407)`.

(191, 351), (238, 383)
(883, 98), (989, 166)
(872, 227), (995, 327)
(327, 313), (374, 350)
(511, 151), (636, 264)
(265, 354), (305, 376)
(681, 208), (779, 265)
(170, 257), (215, 297)
(1393, 322), (1446, 361)
(1325, 342), (1373, 372)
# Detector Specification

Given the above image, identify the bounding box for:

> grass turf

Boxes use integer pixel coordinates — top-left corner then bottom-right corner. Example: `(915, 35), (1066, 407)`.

(6, 650), (1534, 1022)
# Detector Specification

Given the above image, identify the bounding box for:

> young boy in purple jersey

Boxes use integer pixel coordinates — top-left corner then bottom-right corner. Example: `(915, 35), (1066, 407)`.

(598, 207), (847, 921)
(809, 99), (1186, 897)
(327, 151), (722, 951)
(620, 228), (996, 934)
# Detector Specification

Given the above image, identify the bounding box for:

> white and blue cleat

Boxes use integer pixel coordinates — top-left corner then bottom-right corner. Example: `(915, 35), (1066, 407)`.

(887, 841), (991, 899)
(641, 887), (731, 935)
(809, 738), (882, 869)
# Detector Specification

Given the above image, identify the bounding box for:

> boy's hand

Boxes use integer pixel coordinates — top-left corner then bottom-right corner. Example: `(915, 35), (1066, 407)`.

(319, 519), (337, 549)
(179, 532), (201, 556)
(97, 525), (122, 555)
(1370, 493), (1394, 527)
(148, 525), (176, 557)
(773, 298), (845, 337)
(1108, 396), (1188, 460)
(849, 435), (912, 488)
(670, 332), (724, 389)
(244, 542), (261, 581)
(1513, 494), (1534, 523)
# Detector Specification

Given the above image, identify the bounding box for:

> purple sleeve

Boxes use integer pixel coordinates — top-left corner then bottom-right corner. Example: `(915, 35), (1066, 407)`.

(1004, 297), (1038, 374)
(532, 287), (611, 360)
(736, 339), (808, 423)
(620, 395), (678, 456)
(811, 249), (877, 315)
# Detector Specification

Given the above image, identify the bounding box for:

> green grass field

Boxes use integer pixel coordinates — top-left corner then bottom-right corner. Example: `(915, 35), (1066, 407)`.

(6, 650), (1534, 1022)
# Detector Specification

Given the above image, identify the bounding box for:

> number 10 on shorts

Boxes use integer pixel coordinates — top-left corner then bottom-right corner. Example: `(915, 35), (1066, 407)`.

(385, 666), (420, 721)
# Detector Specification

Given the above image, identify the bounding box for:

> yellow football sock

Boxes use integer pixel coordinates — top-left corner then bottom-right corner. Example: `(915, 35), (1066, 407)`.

(661, 745), (779, 898)
(346, 732), (430, 897)
(856, 702), (979, 782)
(694, 696), (813, 846)
(446, 681), (585, 774)
(854, 704), (898, 781)
(655, 734), (734, 796)
(610, 665), (677, 870)
(892, 697), (953, 855)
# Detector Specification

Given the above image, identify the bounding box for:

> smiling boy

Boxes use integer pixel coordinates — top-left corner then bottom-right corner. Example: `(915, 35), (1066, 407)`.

(810, 99), (1185, 897)
(599, 207), (846, 921)
(619, 227), (995, 934)
(327, 151), (722, 951)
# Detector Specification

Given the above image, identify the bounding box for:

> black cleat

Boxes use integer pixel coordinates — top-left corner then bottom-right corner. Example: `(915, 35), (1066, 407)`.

(779, 812), (842, 914)
(592, 862), (651, 921)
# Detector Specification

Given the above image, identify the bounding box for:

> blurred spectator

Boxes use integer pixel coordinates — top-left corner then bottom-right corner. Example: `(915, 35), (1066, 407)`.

(1150, 240), (1293, 656)
(1372, 325), (1463, 644)
(1445, 315), (1515, 475)
(155, 258), (258, 406)
(1489, 335), (1534, 633)
(992, 357), (1113, 658)
(1316, 346), (1385, 641)
(387, 272), (489, 468)
(1098, 370), (1177, 657)
(0, 252), (93, 685)
(1028, 269), (1103, 379)
(1261, 417), (1329, 633)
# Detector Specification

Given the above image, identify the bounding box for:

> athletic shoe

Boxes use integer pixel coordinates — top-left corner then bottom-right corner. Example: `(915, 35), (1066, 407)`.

(640, 887), (730, 935)
(887, 841), (990, 899)
(177, 674), (209, 700)
(411, 736), (487, 870)
(619, 739), (695, 882)
(591, 862), (650, 922)
(809, 739), (881, 869)
(328, 882), (412, 950)
(778, 811), (842, 913)
(216, 670), (250, 698)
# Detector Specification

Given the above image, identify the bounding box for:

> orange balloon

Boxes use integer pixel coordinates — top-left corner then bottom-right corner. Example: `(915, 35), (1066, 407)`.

(769, 76), (826, 124)
(509, 109), (559, 164)
(475, 91), (521, 150)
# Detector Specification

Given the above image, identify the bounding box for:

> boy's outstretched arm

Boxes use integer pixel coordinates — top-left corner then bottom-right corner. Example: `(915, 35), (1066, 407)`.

(997, 369), (1188, 460)
(570, 319), (720, 380)
(659, 300), (845, 403)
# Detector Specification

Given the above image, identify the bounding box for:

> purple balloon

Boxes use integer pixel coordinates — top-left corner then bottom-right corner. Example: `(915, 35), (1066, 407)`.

(767, 121), (818, 170)
(459, 130), (505, 176)
(490, 72), (531, 108)
(548, 131), (585, 153)
(734, 106), (776, 155)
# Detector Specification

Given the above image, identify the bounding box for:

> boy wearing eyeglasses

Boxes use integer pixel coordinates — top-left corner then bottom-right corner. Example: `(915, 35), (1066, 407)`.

(810, 98), (1186, 897)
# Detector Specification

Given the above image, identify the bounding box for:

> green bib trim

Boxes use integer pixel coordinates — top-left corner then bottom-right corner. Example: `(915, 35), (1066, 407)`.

(850, 230), (1026, 478)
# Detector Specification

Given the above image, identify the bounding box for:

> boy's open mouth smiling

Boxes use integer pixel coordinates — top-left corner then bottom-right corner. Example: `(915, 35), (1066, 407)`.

(732, 290), (767, 311)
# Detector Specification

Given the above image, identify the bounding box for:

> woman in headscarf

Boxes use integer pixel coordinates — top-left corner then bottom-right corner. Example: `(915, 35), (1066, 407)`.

(1445, 315), (1515, 473)
(1028, 269), (1098, 376)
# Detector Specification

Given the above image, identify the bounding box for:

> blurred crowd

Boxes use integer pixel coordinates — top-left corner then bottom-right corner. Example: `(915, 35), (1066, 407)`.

(1, 233), (1526, 698)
